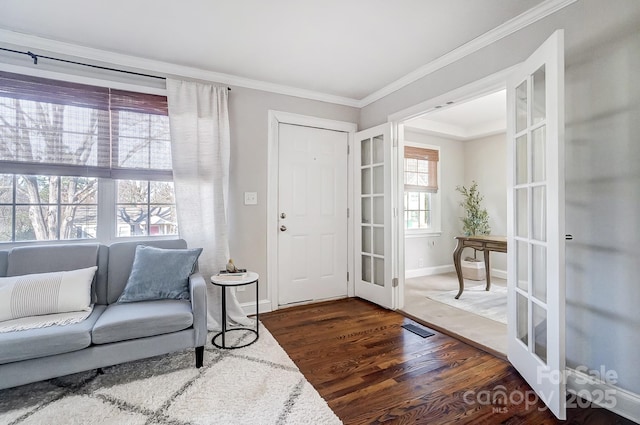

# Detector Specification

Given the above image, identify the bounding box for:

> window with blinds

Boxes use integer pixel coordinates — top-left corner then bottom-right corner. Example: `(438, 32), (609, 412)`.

(404, 145), (440, 230)
(0, 71), (176, 242)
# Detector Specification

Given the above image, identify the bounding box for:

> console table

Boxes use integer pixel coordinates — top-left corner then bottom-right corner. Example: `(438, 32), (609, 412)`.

(452, 236), (507, 299)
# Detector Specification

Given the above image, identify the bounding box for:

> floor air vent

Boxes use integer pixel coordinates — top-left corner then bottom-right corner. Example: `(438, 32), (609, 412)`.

(402, 323), (435, 338)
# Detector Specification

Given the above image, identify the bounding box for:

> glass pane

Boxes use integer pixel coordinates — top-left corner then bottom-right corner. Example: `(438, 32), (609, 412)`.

(361, 168), (371, 195)
(419, 211), (431, 229)
(61, 177), (98, 204)
(149, 139), (173, 170)
(532, 244), (547, 302)
(116, 204), (148, 237)
(373, 196), (384, 225)
(516, 80), (528, 133)
(0, 175), (13, 203)
(532, 186), (546, 241)
(0, 206), (12, 241)
(362, 227), (371, 253)
(374, 257), (384, 287)
(417, 160), (428, 173)
(16, 175), (56, 204)
(533, 303), (548, 364)
(516, 188), (528, 237)
(373, 227), (384, 256)
(117, 180), (148, 203)
(516, 134), (528, 185)
(61, 205), (97, 239)
(532, 126), (546, 183)
(516, 240), (529, 291)
(150, 181), (175, 204)
(372, 135), (384, 163)
(362, 255), (372, 283)
(373, 165), (384, 194)
(15, 205), (57, 241)
(532, 65), (546, 125)
(406, 211), (419, 229)
(517, 292), (529, 346)
(361, 138), (371, 166)
(407, 192), (419, 210)
(149, 205), (177, 236)
(361, 197), (371, 224)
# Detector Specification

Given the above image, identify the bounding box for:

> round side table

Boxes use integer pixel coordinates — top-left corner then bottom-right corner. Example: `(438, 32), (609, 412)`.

(210, 271), (259, 349)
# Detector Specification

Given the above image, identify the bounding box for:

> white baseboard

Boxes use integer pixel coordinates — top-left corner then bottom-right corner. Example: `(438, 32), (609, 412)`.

(405, 265), (454, 279)
(405, 265), (507, 280)
(240, 299), (273, 316)
(491, 268), (507, 280)
(566, 367), (640, 422)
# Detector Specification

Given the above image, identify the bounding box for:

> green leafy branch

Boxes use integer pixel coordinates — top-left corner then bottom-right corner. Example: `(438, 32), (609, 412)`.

(456, 181), (491, 237)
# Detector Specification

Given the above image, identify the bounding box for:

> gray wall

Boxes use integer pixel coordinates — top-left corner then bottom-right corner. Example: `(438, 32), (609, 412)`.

(463, 133), (507, 272)
(403, 131), (464, 272)
(404, 131), (507, 275)
(227, 87), (359, 302)
(363, 0), (640, 396)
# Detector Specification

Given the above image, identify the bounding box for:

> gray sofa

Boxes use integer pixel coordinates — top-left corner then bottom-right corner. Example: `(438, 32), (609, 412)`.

(0, 239), (207, 390)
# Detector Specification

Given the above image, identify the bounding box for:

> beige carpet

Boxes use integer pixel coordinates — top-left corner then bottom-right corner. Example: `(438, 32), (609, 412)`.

(0, 324), (341, 425)
(427, 284), (507, 324)
(402, 272), (507, 355)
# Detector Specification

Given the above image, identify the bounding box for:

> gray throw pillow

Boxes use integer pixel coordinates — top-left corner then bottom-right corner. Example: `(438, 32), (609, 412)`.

(117, 245), (203, 303)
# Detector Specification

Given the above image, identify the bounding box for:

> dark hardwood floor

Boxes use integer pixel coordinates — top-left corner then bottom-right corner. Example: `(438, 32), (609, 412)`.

(261, 298), (632, 425)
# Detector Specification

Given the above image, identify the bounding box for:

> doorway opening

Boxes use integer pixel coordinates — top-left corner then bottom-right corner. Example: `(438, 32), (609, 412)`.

(398, 88), (509, 356)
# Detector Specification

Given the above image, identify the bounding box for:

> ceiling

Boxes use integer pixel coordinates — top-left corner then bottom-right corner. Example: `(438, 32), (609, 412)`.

(405, 89), (506, 140)
(0, 0), (552, 105)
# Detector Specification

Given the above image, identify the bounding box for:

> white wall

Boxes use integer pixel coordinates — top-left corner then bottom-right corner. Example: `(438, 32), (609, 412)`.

(403, 131), (464, 274)
(364, 0), (640, 404)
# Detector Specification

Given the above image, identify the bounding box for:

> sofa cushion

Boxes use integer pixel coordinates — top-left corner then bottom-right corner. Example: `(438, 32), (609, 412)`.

(0, 305), (105, 364)
(106, 239), (188, 304)
(91, 300), (193, 345)
(0, 267), (97, 322)
(117, 245), (202, 303)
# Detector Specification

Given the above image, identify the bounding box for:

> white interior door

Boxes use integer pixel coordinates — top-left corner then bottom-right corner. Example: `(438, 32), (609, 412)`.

(354, 124), (395, 309)
(507, 30), (565, 419)
(278, 123), (348, 305)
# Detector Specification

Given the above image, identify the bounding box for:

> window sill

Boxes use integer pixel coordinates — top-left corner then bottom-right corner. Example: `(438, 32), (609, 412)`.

(405, 230), (442, 239)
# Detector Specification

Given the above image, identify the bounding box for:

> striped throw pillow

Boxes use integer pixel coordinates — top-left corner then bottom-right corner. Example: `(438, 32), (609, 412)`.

(0, 267), (97, 323)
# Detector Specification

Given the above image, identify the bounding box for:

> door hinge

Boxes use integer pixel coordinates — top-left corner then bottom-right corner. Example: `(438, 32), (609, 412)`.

(347, 144), (350, 155)
(392, 277), (399, 287)
(347, 272), (349, 281)
(347, 208), (350, 218)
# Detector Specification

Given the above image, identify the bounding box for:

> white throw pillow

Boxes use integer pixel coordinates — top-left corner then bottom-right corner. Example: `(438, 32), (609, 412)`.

(0, 266), (97, 322)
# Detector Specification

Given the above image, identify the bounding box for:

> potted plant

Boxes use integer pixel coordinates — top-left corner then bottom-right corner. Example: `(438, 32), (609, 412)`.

(456, 181), (491, 280)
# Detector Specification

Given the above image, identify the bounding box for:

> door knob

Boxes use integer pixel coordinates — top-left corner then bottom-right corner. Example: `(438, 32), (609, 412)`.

(280, 225), (287, 232)
(280, 212), (286, 219)
(565, 234), (573, 240)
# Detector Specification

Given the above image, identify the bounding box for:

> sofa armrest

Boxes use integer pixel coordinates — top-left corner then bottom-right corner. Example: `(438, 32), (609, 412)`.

(189, 273), (207, 348)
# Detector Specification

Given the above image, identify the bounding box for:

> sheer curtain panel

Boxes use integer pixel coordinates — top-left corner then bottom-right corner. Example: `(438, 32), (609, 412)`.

(167, 79), (249, 331)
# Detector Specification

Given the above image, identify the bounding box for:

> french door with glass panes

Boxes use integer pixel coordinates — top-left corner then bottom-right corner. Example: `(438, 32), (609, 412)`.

(506, 30), (566, 419)
(354, 124), (396, 309)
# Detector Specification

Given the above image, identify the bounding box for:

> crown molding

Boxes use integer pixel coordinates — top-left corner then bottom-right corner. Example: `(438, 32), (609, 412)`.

(0, 0), (575, 109)
(0, 28), (361, 108)
(358, 0), (577, 108)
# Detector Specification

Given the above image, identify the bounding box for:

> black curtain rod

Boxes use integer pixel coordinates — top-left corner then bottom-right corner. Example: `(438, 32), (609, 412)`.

(0, 47), (231, 90)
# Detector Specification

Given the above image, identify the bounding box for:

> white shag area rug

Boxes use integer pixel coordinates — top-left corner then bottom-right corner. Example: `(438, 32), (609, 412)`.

(0, 324), (342, 425)
(428, 285), (507, 324)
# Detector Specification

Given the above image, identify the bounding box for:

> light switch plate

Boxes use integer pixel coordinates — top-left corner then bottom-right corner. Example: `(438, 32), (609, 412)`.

(244, 192), (258, 205)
